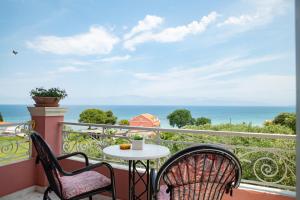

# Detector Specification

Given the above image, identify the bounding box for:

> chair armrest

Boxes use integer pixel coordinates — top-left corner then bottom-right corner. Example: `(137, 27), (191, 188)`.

(57, 152), (89, 166)
(61, 162), (114, 179)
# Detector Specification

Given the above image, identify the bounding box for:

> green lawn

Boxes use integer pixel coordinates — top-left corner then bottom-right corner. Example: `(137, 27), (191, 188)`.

(0, 136), (30, 165)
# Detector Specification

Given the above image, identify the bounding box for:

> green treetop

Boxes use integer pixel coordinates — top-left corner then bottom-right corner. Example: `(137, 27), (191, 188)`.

(79, 109), (117, 125)
(167, 109), (193, 128)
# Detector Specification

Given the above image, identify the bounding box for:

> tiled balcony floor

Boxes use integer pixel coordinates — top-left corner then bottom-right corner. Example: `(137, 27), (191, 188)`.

(6, 191), (112, 200)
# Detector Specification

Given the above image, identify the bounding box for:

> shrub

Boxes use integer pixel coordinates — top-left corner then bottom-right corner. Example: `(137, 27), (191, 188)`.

(167, 109), (193, 128)
(118, 119), (130, 125)
(0, 112), (3, 122)
(272, 112), (296, 133)
(195, 117), (211, 126)
(185, 123), (294, 134)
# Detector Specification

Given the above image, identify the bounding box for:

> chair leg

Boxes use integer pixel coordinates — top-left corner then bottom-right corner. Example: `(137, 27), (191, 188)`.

(43, 187), (51, 200)
(111, 184), (116, 200)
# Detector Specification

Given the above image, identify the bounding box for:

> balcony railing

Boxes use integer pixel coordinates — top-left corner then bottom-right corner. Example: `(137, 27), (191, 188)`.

(0, 122), (32, 166)
(61, 122), (296, 191)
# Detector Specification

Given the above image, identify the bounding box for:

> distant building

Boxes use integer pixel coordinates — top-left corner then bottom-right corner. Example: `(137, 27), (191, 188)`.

(129, 113), (160, 127)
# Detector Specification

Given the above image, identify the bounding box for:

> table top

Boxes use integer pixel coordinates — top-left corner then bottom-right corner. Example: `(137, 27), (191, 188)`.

(103, 144), (170, 160)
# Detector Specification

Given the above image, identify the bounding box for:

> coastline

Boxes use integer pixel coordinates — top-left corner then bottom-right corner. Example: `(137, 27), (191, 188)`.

(0, 104), (295, 128)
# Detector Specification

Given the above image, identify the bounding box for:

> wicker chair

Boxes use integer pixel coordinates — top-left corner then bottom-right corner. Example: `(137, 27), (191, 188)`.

(151, 145), (242, 200)
(30, 132), (116, 200)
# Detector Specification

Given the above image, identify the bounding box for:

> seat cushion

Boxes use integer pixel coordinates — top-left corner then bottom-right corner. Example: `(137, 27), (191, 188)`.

(158, 183), (224, 200)
(59, 171), (111, 199)
(157, 185), (170, 200)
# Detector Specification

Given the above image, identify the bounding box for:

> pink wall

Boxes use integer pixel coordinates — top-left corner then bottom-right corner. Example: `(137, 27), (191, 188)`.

(0, 159), (36, 197)
(32, 115), (63, 156)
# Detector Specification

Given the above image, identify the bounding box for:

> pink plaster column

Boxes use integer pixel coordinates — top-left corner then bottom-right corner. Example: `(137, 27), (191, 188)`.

(28, 107), (67, 186)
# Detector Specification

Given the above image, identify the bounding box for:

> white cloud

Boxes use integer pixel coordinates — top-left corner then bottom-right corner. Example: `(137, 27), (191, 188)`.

(218, 14), (260, 26)
(130, 54), (295, 105)
(57, 66), (84, 72)
(134, 54), (283, 82)
(48, 66), (84, 75)
(218, 0), (290, 27)
(57, 59), (92, 66)
(27, 26), (119, 56)
(98, 55), (131, 63)
(124, 15), (164, 40)
(123, 12), (218, 51)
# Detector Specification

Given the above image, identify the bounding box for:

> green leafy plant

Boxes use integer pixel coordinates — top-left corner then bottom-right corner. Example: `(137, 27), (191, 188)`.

(132, 134), (143, 140)
(30, 87), (67, 99)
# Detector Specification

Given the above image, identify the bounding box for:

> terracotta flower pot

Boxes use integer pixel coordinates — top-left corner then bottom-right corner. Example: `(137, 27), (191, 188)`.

(32, 96), (61, 107)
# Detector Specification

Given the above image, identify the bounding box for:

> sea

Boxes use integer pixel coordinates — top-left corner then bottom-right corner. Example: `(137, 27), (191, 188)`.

(0, 105), (295, 128)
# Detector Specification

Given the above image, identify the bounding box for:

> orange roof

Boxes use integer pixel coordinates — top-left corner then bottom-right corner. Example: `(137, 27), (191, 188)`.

(129, 113), (160, 127)
(140, 113), (159, 122)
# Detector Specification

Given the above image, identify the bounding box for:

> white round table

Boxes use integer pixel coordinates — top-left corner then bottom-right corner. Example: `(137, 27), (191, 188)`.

(103, 144), (170, 200)
(103, 144), (170, 160)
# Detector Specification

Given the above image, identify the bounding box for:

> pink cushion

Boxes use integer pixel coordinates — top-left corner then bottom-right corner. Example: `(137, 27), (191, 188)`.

(157, 185), (170, 200)
(59, 171), (111, 199)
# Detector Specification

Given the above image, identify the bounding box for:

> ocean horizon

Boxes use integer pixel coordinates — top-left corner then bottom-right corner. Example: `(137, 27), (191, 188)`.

(0, 104), (295, 128)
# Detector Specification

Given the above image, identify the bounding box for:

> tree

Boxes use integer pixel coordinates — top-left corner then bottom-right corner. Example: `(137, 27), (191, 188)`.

(195, 117), (211, 126)
(0, 112), (3, 122)
(118, 119), (129, 125)
(105, 110), (117, 124)
(79, 109), (117, 125)
(272, 112), (296, 133)
(167, 109), (193, 128)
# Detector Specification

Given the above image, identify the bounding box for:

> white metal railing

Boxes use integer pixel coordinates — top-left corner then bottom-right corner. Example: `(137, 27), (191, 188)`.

(61, 122), (296, 191)
(0, 121), (32, 166)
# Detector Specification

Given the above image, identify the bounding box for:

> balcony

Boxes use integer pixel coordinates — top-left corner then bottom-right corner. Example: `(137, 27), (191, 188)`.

(0, 107), (296, 200)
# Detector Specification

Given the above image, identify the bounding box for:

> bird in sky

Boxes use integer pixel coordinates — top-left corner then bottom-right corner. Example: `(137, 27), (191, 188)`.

(12, 50), (18, 55)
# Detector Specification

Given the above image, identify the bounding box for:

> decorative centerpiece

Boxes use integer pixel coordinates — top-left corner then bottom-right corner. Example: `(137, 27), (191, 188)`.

(119, 143), (131, 150)
(30, 87), (67, 107)
(131, 134), (144, 150)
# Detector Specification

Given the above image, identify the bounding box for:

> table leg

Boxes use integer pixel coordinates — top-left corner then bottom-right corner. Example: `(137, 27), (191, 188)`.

(146, 160), (150, 200)
(129, 160), (132, 200)
(128, 160), (151, 200)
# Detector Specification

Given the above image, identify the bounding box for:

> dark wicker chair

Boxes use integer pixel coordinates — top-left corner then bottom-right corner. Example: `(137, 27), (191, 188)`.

(151, 145), (242, 200)
(30, 132), (116, 200)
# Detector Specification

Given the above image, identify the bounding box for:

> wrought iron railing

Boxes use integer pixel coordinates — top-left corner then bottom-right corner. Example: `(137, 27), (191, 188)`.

(61, 122), (296, 191)
(0, 122), (32, 166)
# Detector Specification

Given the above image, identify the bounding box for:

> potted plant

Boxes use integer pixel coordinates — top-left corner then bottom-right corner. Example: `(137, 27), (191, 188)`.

(30, 87), (67, 107)
(131, 134), (144, 150)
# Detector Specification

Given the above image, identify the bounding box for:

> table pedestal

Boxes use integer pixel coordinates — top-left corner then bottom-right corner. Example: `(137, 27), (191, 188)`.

(128, 160), (150, 200)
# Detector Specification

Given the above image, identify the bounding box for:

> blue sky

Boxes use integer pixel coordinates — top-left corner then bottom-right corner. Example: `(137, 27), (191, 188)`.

(0, 0), (295, 105)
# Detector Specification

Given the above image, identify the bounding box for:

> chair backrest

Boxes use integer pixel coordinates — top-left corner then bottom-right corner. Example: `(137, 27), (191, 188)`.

(155, 145), (242, 200)
(30, 132), (63, 196)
